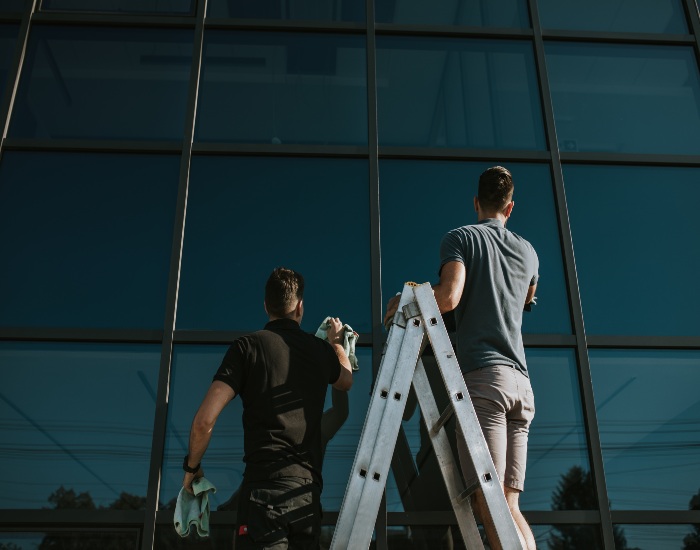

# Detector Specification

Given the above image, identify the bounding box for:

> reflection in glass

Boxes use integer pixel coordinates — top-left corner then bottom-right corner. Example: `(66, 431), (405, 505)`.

(0, 342), (160, 509)
(537, 0), (687, 33)
(9, 26), (193, 140)
(0, 24), (18, 102)
(0, 151), (179, 329)
(546, 43), (700, 154)
(195, 31), (367, 145)
(376, 37), (545, 149)
(0, 0), (24, 12)
(590, 350), (700, 510)
(523, 349), (591, 511)
(379, 160), (570, 334)
(375, 0), (529, 28)
(0, 532), (139, 549)
(531, 524), (604, 550)
(614, 524), (700, 550)
(162, 345), (372, 512)
(155, 525), (235, 549)
(207, 0), (365, 22)
(564, 165), (700, 336)
(42, 0), (194, 14)
(177, 156), (371, 333)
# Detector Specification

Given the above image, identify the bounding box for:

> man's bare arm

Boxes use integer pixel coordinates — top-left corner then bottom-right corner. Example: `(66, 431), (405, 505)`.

(432, 261), (466, 313)
(182, 380), (235, 492)
(525, 284), (537, 306)
(327, 317), (353, 391)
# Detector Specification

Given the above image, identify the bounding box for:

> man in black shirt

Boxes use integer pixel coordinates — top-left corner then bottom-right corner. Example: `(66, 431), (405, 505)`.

(183, 267), (353, 549)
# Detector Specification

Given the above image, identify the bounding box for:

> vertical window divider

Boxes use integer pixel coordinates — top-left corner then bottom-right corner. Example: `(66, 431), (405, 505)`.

(141, 0), (207, 548)
(683, 0), (700, 68)
(366, 0), (388, 547)
(0, 0), (37, 165)
(527, 0), (615, 547)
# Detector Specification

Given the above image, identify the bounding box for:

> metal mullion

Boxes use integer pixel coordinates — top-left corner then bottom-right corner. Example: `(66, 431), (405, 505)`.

(0, 327), (163, 343)
(140, 0), (208, 548)
(204, 17), (365, 34)
(0, 509), (144, 526)
(0, 0), (37, 163)
(587, 335), (700, 349)
(560, 151), (700, 166)
(374, 23), (533, 40)
(683, 0), (700, 72)
(3, 138), (182, 154)
(528, 0), (615, 547)
(30, 12), (196, 28)
(541, 29), (695, 45)
(366, 0), (387, 547)
(191, 142), (368, 157)
(173, 329), (373, 345)
(611, 510), (700, 524)
(522, 333), (577, 347)
(378, 146), (551, 162)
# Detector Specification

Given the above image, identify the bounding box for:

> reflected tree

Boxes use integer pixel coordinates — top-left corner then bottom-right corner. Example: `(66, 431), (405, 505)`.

(682, 489), (700, 549)
(547, 466), (639, 550)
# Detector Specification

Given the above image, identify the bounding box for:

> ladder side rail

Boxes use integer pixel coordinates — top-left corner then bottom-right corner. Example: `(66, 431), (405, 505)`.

(330, 284), (419, 549)
(343, 313), (426, 549)
(413, 284), (524, 550)
(413, 358), (484, 549)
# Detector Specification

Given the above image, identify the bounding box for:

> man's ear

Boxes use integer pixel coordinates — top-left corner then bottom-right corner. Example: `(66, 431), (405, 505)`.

(295, 299), (304, 316)
(474, 196), (479, 213)
(263, 301), (269, 316)
(504, 200), (514, 218)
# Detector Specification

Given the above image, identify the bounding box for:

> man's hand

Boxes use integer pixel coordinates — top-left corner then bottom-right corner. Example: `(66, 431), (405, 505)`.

(326, 317), (345, 344)
(183, 467), (204, 495)
(383, 294), (401, 329)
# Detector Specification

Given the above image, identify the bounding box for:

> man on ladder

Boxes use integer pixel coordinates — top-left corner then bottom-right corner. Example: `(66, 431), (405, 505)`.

(385, 166), (539, 550)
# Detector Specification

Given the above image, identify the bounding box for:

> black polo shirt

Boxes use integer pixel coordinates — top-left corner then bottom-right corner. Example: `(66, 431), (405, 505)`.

(213, 318), (342, 488)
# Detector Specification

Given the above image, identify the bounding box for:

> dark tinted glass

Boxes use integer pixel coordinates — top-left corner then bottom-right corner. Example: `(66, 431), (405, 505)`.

(0, 532), (138, 548)
(155, 525), (235, 549)
(9, 26), (193, 140)
(375, 0), (529, 27)
(376, 37), (545, 149)
(207, 0), (365, 22)
(564, 165), (700, 336)
(177, 156), (371, 333)
(43, 0), (194, 14)
(590, 350), (700, 510)
(0, 24), (18, 101)
(522, 349), (591, 510)
(0, 0), (24, 12)
(538, 0), (687, 33)
(546, 43), (700, 155)
(0, 151), (179, 329)
(0, 342), (160, 509)
(531, 524), (604, 549)
(195, 31), (367, 145)
(379, 160), (570, 334)
(162, 345), (373, 511)
(614, 524), (700, 550)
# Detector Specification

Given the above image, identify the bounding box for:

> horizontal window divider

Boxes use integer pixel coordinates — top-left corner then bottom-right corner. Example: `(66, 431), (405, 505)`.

(542, 29), (696, 46)
(173, 330), (373, 346)
(0, 509), (144, 527)
(378, 147), (551, 162)
(610, 510), (700, 524)
(2, 138), (183, 154)
(523, 334), (577, 346)
(0, 13), (22, 22)
(587, 335), (700, 349)
(30, 12), (196, 28)
(0, 327), (164, 343)
(385, 510), (600, 525)
(204, 18), (366, 34)
(191, 143), (369, 158)
(559, 151), (700, 166)
(374, 24), (533, 39)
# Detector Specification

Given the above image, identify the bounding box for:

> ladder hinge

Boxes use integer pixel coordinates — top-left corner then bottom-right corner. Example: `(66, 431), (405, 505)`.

(402, 301), (421, 320)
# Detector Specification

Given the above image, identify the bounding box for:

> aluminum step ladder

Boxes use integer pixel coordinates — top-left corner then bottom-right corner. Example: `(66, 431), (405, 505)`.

(330, 282), (523, 550)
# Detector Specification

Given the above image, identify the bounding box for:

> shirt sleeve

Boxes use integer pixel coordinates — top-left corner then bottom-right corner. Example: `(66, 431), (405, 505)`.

(439, 229), (466, 273)
(323, 341), (342, 385)
(213, 338), (249, 395)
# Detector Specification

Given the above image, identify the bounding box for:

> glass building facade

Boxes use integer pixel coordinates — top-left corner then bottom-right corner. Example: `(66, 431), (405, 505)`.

(1, 0), (699, 548)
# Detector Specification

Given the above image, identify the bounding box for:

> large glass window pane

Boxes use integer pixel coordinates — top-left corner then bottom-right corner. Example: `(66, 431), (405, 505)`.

(537, 0), (687, 33)
(207, 0), (365, 22)
(0, 532), (138, 548)
(42, 0), (194, 14)
(0, 0), (24, 13)
(155, 525), (235, 549)
(0, 151), (179, 329)
(376, 37), (545, 149)
(564, 165), (700, 336)
(177, 156), (371, 333)
(9, 26), (193, 140)
(0, 24), (18, 101)
(161, 345), (373, 512)
(590, 350), (700, 510)
(615, 524), (700, 550)
(531, 524), (604, 549)
(0, 342), (160, 509)
(375, 0), (529, 27)
(546, 43), (700, 155)
(195, 31), (367, 145)
(379, 160), (570, 334)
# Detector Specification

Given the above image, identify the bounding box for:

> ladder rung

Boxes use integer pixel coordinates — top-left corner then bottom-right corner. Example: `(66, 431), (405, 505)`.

(458, 471), (495, 503)
(430, 402), (455, 435)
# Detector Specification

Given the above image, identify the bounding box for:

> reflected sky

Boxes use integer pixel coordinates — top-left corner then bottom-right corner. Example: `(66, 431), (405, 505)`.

(207, 0), (365, 21)
(0, 342), (160, 509)
(374, 0), (529, 27)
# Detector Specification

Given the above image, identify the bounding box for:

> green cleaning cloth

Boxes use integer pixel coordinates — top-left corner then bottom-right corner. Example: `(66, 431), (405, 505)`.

(315, 317), (360, 371)
(174, 477), (217, 538)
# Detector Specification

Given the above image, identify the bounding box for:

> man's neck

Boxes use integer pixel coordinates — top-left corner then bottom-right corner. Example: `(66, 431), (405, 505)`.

(477, 212), (508, 225)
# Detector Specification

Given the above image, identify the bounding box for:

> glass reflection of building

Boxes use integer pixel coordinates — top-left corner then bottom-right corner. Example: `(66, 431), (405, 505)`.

(0, 0), (699, 548)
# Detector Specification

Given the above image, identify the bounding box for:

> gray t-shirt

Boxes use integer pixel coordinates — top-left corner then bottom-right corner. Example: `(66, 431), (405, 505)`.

(440, 218), (538, 377)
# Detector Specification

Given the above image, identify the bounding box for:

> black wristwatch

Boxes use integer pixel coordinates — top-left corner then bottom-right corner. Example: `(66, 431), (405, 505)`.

(182, 454), (200, 474)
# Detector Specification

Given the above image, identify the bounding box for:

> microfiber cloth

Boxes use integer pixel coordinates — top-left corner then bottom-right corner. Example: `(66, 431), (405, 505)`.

(316, 317), (360, 371)
(174, 477), (217, 538)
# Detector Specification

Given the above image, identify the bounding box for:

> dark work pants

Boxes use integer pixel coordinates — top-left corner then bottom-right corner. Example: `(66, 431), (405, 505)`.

(234, 477), (322, 550)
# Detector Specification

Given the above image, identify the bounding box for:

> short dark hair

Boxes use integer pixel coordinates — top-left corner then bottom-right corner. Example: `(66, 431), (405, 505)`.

(478, 166), (514, 213)
(265, 267), (304, 317)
